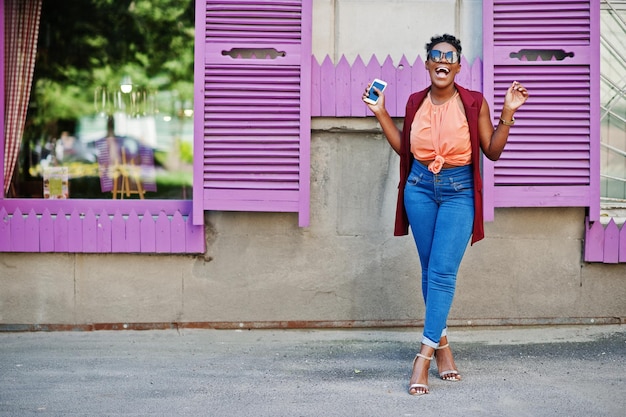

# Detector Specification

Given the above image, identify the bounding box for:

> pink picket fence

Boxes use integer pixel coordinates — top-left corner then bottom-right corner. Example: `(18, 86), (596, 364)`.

(0, 206), (205, 253)
(311, 54), (483, 118)
(584, 217), (626, 263)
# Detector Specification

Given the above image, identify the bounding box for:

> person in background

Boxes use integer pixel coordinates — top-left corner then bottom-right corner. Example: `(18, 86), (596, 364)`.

(363, 34), (529, 396)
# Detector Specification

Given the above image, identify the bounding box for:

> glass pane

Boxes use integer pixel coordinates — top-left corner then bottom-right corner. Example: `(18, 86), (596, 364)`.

(14, 0), (194, 200)
(600, 2), (626, 206)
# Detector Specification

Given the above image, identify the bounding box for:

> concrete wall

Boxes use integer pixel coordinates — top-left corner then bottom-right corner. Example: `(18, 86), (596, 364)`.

(1, 0), (625, 328)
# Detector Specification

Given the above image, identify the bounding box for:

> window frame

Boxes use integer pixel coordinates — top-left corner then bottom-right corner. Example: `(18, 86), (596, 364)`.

(0, 0), (204, 254)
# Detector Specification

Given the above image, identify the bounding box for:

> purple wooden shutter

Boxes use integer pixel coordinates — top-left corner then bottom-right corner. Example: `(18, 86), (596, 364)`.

(193, 0), (312, 226)
(482, 0), (600, 221)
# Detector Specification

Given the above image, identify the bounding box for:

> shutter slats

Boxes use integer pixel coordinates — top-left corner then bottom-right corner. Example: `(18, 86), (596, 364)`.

(495, 176), (589, 185)
(207, 107), (300, 115)
(206, 80), (301, 88)
(205, 153), (299, 161)
(205, 181), (300, 189)
(205, 118), (300, 126)
(205, 163), (298, 170)
(198, 0), (310, 223)
(495, 25), (589, 32)
(205, 127), (299, 133)
(493, 1), (590, 45)
(494, 2), (589, 13)
(492, 29), (591, 184)
(207, 25), (301, 36)
(507, 127), (589, 135)
(497, 157), (591, 167)
(498, 151), (590, 160)
(484, 0), (597, 204)
(207, 20), (301, 28)
(205, 137), (299, 144)
(505, 143), (589, 151)
(206, 99), (301, 106)
(206, 76), (301, 84)
(206, 1), (301, 8)
(205, 114), (299, 122)
(206, 1), (302, 43)
(203, 58), (301, 194)
(517, 111), (589, 119)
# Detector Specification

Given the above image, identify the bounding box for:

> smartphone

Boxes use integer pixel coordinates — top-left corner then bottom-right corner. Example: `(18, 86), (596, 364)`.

(363, 79), (387, 105)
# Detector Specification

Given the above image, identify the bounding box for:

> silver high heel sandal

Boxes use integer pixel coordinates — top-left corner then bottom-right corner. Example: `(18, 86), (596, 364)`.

(408, 353), (433, 396)
(436, 343), (461, 381)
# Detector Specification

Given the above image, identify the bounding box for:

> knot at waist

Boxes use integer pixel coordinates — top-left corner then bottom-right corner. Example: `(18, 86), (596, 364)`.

(428, 155), (445, 174)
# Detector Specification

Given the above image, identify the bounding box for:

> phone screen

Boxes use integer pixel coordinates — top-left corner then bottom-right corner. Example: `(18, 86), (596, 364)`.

(367, 80), (386, 103)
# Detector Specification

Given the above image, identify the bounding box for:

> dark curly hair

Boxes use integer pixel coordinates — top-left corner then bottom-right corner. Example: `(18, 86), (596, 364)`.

(425, 34), (462, 55)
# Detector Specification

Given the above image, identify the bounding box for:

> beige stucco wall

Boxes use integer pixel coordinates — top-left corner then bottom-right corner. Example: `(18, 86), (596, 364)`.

(1, 0), (625, 328)
(312, 0), (483, 64)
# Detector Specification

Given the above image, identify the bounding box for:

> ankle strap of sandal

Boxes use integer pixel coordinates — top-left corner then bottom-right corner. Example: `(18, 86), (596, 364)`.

(436, 343), (449, 350)
(416, 353), (434, 361)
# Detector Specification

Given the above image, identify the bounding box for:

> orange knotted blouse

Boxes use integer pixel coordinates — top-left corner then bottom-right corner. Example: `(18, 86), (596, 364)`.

(409, 92), (471, 173)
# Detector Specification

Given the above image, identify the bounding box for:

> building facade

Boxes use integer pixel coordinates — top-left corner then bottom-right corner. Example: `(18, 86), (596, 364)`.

(1, 0), (624, 330)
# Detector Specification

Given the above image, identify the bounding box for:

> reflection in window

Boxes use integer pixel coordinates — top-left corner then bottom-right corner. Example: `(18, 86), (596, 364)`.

(14, 0), (194, 200)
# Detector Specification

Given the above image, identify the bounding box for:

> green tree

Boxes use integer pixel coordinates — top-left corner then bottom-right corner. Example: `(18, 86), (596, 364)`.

(28, 0), (194, 137)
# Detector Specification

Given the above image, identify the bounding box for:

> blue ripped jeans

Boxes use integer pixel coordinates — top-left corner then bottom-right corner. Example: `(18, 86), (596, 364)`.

(404, 161), (474, 349)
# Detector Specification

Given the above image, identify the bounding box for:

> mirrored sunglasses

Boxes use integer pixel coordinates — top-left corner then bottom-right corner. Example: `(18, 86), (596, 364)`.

(428, 49), (461, 64)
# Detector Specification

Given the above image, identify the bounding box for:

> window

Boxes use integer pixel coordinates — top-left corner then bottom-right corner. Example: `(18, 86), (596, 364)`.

(584, 1), (626, 263)
(599, 1), (626, 218)
(15, 0), (195, 201)
(1, 0), (204, 253)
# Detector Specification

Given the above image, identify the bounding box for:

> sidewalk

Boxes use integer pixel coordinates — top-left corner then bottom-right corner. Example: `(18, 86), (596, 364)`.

(1, 325), (624, 417)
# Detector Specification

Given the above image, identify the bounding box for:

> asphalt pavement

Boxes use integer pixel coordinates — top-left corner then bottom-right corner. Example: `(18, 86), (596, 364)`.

(0, 325), (624, 417)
